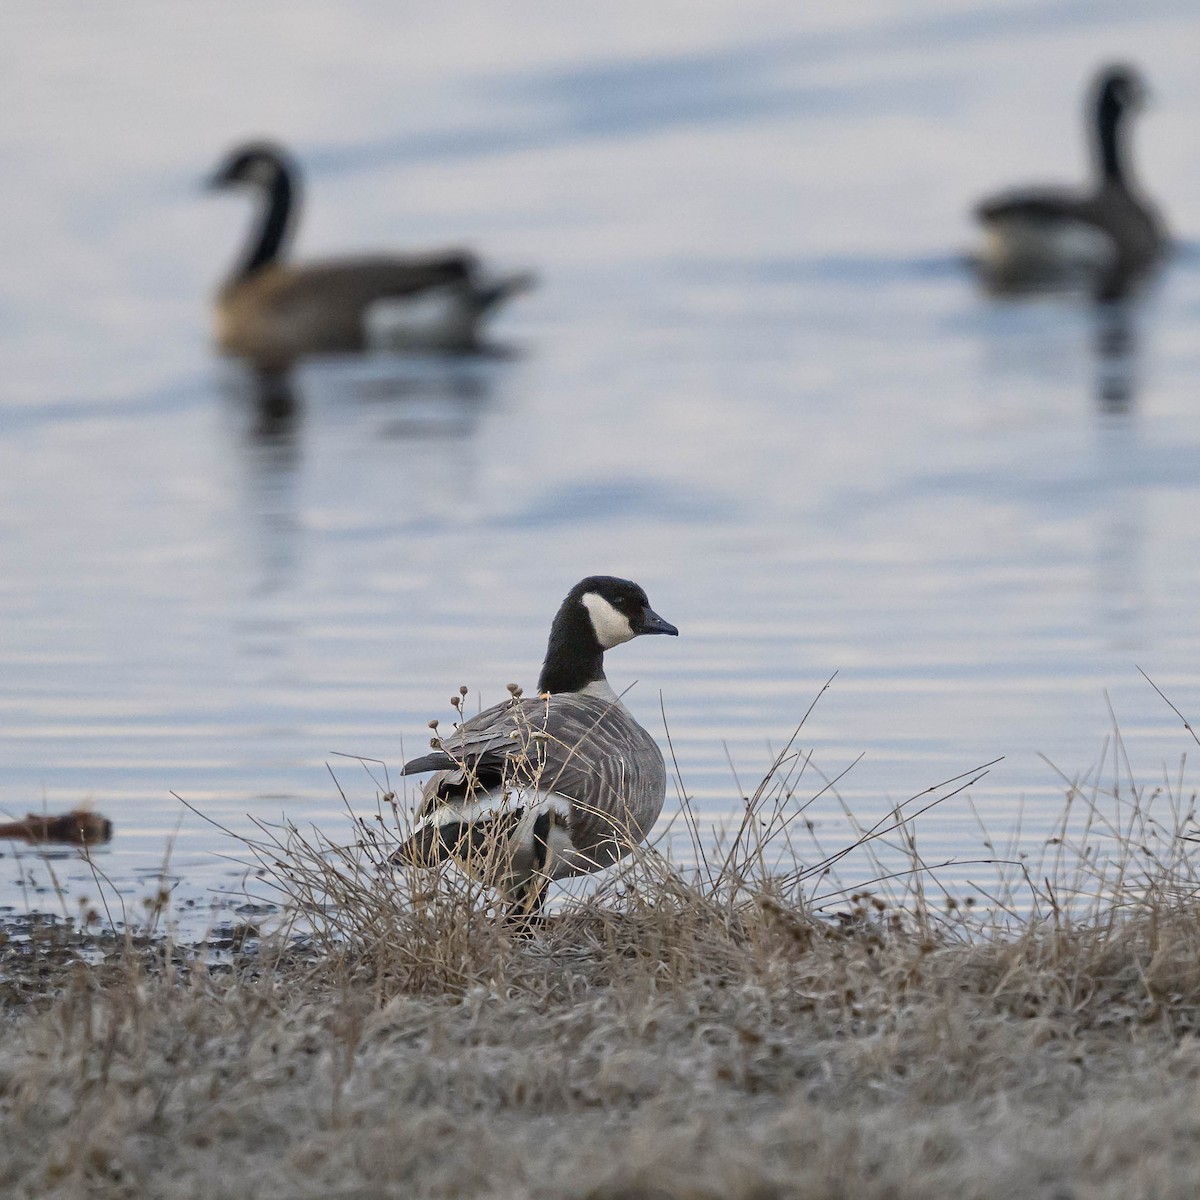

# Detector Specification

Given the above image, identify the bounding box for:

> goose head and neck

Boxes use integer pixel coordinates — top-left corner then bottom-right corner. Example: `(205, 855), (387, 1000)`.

(208, 142), (298, 285)
(1092, 65), (1145, 189)
(537, 576), (678, 696)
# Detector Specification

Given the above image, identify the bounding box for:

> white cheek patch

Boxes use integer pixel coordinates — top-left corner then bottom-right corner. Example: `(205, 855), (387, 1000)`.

(581, 592), (635, 649)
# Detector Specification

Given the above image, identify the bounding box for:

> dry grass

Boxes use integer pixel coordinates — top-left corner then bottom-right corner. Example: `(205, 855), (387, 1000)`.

(4, 702), (1200, 1198)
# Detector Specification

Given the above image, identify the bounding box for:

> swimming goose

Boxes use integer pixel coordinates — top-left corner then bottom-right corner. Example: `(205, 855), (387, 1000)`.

(208, 141), (534, 369)
(393, 576), (678, 922)
(974, 65), (1167, 297)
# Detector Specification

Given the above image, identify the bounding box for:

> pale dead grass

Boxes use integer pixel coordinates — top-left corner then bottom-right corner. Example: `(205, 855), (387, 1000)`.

(4, 712), (1200, 1199)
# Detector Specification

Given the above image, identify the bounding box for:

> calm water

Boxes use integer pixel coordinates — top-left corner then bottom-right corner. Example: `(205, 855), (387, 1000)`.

(2, 2), (1199, 933)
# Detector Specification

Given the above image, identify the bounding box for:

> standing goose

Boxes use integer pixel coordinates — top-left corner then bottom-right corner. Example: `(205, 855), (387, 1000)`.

(393, 576), (678, 922)
(208, 141), (534, 369)
(974, 65), (1167, 297)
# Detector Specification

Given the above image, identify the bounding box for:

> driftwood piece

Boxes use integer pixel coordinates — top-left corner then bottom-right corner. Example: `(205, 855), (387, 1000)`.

(0, 810), (113, 845)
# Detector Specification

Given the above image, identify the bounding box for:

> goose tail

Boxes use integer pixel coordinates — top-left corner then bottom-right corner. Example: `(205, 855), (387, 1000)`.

(391, 795), (526, 871)
(474, 270), (537, 312)
(391, 790), (571, 886)
(391, 820), (458, 869)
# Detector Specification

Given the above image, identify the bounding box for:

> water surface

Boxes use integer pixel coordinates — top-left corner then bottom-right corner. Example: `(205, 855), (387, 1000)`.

(2, 2), (1199, 932)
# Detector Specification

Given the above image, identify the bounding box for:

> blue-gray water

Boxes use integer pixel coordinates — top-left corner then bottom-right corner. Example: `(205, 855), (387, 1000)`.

(2, 2), (1199, 933)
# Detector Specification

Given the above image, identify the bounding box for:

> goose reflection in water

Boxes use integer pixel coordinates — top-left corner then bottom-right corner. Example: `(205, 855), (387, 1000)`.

(975, 293), (1147, 416)
(972, 279), (1154, 649)
(244, 368), (302, 444)
(348, 363), (497, 441)
(225, 356), (501, 446)
(1092, 300), (1140, 415)
(218, 356), (502, 609)
(1093, 385), (1145, 646)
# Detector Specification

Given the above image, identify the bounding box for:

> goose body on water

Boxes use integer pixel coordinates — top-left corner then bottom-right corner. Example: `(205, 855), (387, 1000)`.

(974, 66), (1167, 297)
(208, 142), (534, 369)
(393, 576), (678, 921)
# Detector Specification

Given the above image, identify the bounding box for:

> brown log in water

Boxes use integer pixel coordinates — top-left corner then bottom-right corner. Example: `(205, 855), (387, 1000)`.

(0, 810), (113, 845)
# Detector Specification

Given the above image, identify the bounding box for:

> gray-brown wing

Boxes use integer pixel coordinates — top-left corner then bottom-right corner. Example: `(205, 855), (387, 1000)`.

(403, 694), (665, 861)
(533, 700), (666, 865)
(401, 695), (545, 779)
(278, 252), (477, 299)
(404, 694), (616, 786)
(975, 186), (1096, 225)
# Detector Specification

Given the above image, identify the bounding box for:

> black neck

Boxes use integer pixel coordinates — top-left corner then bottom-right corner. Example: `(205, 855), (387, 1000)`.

(1095, 92), (1127, 186)
(537, 597), (605, 694)
(236, 165), (295, 282)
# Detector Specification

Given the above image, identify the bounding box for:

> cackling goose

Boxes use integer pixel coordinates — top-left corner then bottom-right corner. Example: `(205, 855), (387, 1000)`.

(393, 576), (678, 922)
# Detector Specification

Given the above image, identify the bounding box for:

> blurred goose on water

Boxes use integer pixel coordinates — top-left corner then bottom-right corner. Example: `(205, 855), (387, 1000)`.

(974, 65), (1167, 298)
(393, 576), (678, 924)
(208, 141), (534, 369)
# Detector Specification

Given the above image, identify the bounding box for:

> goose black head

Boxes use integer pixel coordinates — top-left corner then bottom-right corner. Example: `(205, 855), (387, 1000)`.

(538, 576), (678, 695)
(208, 142), (299, 282)
(1095, 65), (1147, 119)
(208, 141), (294, 192)
(573, 576), (679, 648)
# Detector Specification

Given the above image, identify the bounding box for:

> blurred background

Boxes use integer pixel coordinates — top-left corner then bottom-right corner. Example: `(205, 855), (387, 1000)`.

(1, 1), (1198, 930)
